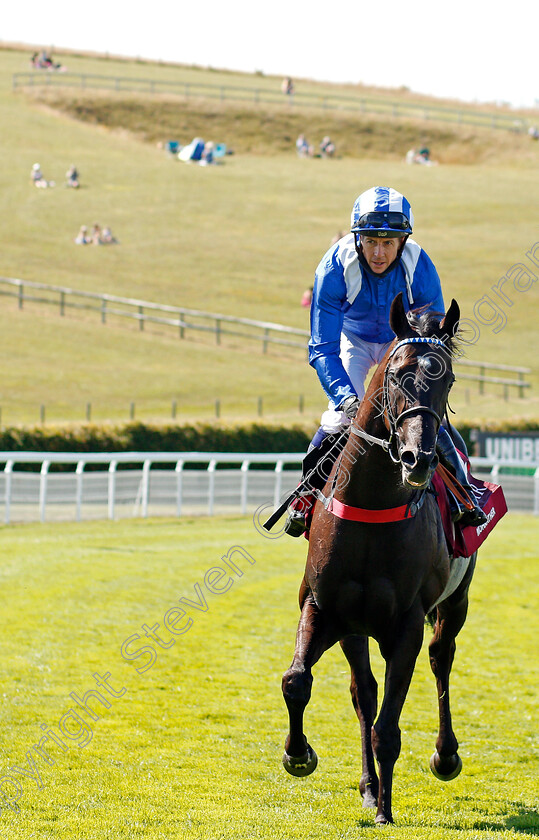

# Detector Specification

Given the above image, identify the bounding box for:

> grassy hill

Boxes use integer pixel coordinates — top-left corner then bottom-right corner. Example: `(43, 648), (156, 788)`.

(0, 45), (538, 429)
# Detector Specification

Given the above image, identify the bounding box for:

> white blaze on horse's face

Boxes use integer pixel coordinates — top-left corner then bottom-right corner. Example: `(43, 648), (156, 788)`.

(360, 235), (405, 273)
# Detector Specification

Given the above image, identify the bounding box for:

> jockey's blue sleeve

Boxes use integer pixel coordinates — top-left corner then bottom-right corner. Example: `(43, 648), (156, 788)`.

(307, 239), (445, 409)
(308, 252), (357, 407)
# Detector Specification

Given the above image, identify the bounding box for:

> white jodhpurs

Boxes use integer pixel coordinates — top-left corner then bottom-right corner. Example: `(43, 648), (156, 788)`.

(319, 331), (393, 434)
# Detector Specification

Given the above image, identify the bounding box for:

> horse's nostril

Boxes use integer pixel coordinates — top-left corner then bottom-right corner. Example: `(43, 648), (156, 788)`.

(401, 450), (417, 469)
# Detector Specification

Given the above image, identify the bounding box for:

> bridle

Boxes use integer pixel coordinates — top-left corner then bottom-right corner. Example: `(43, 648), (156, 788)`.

(351, 337), (451, 463)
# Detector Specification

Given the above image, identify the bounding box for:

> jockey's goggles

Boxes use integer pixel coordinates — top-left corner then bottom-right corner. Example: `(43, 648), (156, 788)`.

(352, 211), (411, 233)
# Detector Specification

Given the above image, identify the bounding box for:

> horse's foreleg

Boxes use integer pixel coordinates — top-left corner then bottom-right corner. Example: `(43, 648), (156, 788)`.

(340, 635), (379, 808)
(373, 607), (425, 825)
(282, 592), (337, 777)
(428, 584), (471, 781)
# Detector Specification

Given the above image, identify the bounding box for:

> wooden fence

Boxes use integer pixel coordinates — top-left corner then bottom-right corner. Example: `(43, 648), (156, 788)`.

(12, 71), (533, 133)
(0, 277), (532, 399)
(0, 276), (307, 353)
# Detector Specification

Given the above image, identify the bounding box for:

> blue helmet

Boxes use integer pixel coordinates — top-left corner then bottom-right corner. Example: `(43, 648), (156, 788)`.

(351, 186), (414, 238)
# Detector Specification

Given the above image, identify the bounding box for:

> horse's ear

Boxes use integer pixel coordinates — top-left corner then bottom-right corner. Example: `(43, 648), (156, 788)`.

(440, 299), (460, 339)
(389, 293), (410, 339)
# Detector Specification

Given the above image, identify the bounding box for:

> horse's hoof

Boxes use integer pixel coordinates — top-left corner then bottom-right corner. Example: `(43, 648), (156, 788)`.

(282, 745), (318, 777)
(375, 813), (393, 825)
(430, 750), (462, 781)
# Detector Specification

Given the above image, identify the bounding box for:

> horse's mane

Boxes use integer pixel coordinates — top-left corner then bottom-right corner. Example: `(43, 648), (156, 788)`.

(406, 306), (461, 357)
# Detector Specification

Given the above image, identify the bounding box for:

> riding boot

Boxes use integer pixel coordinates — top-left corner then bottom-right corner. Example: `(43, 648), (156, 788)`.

(283, 427), (344, 537)
(437, 427), (487, 527)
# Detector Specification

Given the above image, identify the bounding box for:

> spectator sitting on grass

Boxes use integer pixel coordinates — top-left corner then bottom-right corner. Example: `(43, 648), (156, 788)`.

(65, 165), (80, 188)
(74, 225), (90, 244)
(101, 226), (118, 244)
(296, 134), (313, 157)
(405, 147), (438, 166)
(320, 136), (336, 157)
(200, 142), (215, 165)
(91, 223), (103, 245)
(32, 50), (66, 71)
(31, 163), (54, 188)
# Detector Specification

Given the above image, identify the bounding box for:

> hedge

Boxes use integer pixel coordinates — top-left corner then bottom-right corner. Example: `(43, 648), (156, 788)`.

(0, 422), (314, 455)
(0, 419), (536, 456)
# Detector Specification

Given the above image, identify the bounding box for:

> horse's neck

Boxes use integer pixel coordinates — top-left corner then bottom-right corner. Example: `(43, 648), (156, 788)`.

(338, 363), (411, 508)
(356, 359), (389, 441)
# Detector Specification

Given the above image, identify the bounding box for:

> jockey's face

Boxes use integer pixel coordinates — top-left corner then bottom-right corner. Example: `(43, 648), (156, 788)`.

(360, 235), (404, 274)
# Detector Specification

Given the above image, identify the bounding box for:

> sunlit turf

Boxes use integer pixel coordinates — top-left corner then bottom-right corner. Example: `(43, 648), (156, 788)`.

(0, 512), (536, 838)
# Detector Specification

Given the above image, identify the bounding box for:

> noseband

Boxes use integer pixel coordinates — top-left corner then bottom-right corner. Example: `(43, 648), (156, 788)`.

(351, 337), (448, 462)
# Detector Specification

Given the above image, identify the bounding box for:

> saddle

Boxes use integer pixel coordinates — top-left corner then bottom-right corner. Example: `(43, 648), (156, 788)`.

(432, 453), (507, 559)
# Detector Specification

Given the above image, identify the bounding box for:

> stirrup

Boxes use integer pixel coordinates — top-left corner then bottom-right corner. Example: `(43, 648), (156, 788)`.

(284, 493), (314, 537)
(284, 509), (308, 538)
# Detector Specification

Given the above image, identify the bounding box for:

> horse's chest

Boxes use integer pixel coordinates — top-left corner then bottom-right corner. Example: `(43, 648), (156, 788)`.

(309, 543), (434, 636)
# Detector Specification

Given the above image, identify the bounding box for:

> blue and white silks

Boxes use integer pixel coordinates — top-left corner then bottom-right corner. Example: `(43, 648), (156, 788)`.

(309, 234), (445, 410)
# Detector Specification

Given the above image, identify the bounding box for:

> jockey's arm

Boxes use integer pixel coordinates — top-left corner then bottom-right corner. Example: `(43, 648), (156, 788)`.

(308, 266), (357, 410)
(411, 250), (445, 315)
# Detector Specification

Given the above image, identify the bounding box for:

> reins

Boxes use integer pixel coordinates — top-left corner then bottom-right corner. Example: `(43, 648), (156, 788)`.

(351, 336), (447, 461)
(330, 336), (450, 523)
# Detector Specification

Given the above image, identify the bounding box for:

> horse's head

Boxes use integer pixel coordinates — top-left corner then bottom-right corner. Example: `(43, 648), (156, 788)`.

(386, 293), (459, 489)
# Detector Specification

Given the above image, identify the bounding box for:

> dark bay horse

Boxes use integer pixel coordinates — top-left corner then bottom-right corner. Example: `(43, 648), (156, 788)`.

(282, 293), (476, 825)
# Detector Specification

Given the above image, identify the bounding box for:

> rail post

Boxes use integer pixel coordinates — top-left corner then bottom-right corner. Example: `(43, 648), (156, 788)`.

(4, 460), (14, 524)
(274, 460), (284, 509)
(178, 461), (187, 517)
(240, 460), (250, 514)
(207, 459), (217, 515)
(142, 459), (151, 517)
(39, 460), (50, 523)
(108, 460), (117, 520)
(75, 460), (85, 521)
(175, 460), (184, 517)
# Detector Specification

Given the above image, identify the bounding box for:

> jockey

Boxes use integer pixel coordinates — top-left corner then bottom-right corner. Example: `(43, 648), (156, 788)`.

(285, 185), (487, 537)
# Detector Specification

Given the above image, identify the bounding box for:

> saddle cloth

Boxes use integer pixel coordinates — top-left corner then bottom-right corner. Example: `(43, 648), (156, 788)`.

(432, 454), (507, 559)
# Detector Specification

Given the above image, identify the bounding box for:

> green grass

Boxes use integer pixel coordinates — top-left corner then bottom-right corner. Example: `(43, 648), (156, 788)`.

(0, 513), (536, 838)
(0, 45), (538, 427)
